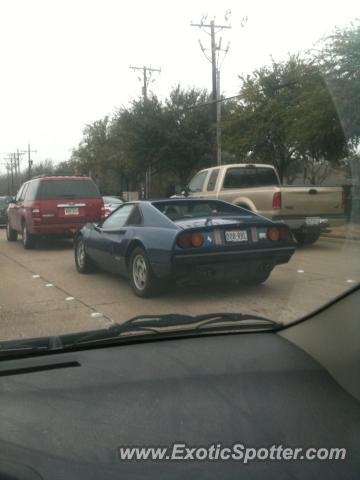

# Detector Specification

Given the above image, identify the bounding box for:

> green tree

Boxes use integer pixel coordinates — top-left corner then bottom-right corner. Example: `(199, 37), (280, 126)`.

(71, 117), (111, 177)
(109, 95), (167, 184)
(318, 22), (360, 146)
(223, 56), (347, 182)
(163, 86), (213, 185)
(71, 116), (126, 193)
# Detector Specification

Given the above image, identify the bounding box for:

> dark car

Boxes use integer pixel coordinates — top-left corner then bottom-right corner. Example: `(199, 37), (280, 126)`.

(74, 199), (295, 297)
(6, 176), (105, 249)
(0, 196), (12, 226)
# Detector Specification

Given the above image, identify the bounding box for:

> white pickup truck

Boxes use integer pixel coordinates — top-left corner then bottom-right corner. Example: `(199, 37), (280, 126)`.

(181, 164), (345, 245)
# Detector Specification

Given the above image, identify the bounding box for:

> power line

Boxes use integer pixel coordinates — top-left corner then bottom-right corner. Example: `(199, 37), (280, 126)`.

(183, 93), (242, 112)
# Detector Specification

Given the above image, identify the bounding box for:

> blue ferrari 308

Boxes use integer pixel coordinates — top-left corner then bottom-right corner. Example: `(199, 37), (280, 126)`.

(74, 199), (295, 297)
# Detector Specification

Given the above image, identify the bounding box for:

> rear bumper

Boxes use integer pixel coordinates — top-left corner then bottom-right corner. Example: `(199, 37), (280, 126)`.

(31, 223), (86, 236)
(152, 246), (295, 280)
(272, 214), (345, 230)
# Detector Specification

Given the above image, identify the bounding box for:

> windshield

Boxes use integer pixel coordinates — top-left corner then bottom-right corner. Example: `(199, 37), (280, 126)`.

(0, 0), (359, 347)
(188, 171), (208, 192)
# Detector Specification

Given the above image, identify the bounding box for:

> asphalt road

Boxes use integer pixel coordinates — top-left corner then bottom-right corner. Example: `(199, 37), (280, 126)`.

(0, 228), (359, 341)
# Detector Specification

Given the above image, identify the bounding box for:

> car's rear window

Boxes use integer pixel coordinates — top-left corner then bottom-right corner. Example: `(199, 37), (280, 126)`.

(103, 196), (123, 204)
(153, 200), (248, 219)
(223, 167), (279, 189)
(37, 179), (100, 200)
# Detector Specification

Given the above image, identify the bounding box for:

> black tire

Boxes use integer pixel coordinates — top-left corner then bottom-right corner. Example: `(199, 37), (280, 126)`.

(6, 222), (18, 242)
(74, 237), (95, 273)
(293, 230), (320, 246)
(246, 270), (271, 285)
(22, 222), (35, 249)
(129, 247), (163, 297)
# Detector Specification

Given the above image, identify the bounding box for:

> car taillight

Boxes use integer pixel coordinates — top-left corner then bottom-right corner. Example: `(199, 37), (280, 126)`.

(100, 200), (106, 219)
(267, 227), (280, 241)
(191, 233), (204, 247)
(177, 233), (204, 248)
(272, 192), (282, 210)
(104, 207), (111, 217)
(177, 234), (191, 248)
(31, 202), (41, 218)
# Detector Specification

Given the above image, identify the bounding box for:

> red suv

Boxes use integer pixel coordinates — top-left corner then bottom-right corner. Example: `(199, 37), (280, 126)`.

(6, 176), (105, 248)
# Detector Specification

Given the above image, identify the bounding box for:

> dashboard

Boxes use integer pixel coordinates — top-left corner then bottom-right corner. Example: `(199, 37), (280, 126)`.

(0, 318), (360, 479)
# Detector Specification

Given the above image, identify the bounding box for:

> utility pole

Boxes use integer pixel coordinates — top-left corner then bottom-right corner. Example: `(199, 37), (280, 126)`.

(130, 65), (161, 100)
(5, 155), (15, 196)
(191, 15), (231, 166)
(0, 161), (11, 195)
(16, 149), (21, 189)
(216, 69), (221, 167)
(6, 151), (23, 191)
(129, 65), (161, 199)
(21, 144), (37, 180)
(210, 21), (217, 128)
(6, 164), (10, 195)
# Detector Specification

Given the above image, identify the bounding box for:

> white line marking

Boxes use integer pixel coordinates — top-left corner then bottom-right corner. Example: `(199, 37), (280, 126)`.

(45, 283), (54, 287)
(32, 274), (40, 278)
(90, 312), (103, 318)
(297, 269), (305, 273)
(65, 297), (75, 301)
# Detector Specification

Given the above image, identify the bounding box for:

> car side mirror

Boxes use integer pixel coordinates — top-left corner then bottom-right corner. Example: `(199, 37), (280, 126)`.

(94, 224), (102, 232)
(181, 186), (190, 197)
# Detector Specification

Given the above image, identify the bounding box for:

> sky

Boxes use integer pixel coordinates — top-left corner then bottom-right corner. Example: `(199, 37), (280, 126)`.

(0, 0), (358, 173)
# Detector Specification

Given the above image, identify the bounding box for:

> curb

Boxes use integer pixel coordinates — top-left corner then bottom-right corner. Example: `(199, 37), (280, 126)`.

(321, 233), (360, 241)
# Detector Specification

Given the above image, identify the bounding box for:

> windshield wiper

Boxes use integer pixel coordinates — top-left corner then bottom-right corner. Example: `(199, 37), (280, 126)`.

(0, 314), (282, 358)
(65, 312), (283, 348)
(0, 336), (64, 357)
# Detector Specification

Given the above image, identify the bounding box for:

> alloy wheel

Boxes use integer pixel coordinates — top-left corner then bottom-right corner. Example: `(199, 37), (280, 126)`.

(133, 254), (147, 290)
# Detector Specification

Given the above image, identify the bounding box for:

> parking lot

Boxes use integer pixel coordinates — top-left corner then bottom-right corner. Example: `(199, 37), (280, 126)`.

(0, 228), (359, 341)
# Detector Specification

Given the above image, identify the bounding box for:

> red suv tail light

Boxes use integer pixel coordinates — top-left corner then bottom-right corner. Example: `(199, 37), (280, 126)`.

(100, 200), (106, 220)
(272, 192), (282, 210)
(31, 202), (41, 218)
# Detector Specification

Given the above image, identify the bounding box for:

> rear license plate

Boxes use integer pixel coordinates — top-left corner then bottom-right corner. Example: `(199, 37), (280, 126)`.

(225, 230), (248, 242)
(64, 207), (79, 216)
(305, 217), (321, 226)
